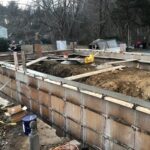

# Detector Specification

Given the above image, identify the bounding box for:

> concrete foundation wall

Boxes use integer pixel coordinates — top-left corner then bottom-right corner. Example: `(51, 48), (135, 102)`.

(0, 66), (150, 149)
(75, 49), (150, 61)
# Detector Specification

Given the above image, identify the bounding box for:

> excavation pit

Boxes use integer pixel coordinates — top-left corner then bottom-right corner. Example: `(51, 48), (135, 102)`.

(0, 51), (150, 149)
(28, 57), (150, 101)
(80, 68), (150, 101)
(29, 60), (96, 78)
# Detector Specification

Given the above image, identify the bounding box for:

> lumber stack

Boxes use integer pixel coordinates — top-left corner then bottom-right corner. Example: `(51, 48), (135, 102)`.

(5, 105), (27, 123)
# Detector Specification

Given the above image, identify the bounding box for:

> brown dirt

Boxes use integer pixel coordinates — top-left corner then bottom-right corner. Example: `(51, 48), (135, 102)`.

(29, 61), (150, 100)
(29, 61), (95, 78)
(81, 68), (150, 100)
(0, 109), (68, 150)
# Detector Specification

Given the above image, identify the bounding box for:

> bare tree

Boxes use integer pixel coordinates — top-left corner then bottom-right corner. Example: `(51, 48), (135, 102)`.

(34, 0), (86, 43)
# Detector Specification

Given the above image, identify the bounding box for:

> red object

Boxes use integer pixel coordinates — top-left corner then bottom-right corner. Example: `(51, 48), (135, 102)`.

(135, 40), (143, 48)
(63, 52), (69, 58)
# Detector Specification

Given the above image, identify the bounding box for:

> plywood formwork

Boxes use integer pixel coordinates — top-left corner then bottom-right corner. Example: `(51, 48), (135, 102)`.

(0, 63), (150, 150)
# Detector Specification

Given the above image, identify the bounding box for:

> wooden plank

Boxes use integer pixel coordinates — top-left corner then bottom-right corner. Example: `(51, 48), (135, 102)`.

(13, 52), (19, 70)
(23, 56), (48, 67)
(10, 111), (27, 123)
(7, 105), (22, 115)
(105, 59), (138, 65)
(0, 97), (10, 107)
(65, 65), (125, 80)
(136, 106), (150, 115)
(104, 97), (134, 108)
(21, 50), (27, 72)
(138, 60), (150, 64)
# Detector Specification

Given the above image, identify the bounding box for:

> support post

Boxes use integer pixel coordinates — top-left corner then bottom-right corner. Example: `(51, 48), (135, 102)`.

(21, 50), (27, 73)
(29, 121), (40, 150)
(13, 52), (19, 70)
(34, 32), (42, 58)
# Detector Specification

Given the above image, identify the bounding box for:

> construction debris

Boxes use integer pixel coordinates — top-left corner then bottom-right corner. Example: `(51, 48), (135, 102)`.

(0, 97), (12, 108)
(7, 105), (22, 115)
(0, 104), (69, 150)
(5, 105), (27, 123)
(51, 140), (80, 150)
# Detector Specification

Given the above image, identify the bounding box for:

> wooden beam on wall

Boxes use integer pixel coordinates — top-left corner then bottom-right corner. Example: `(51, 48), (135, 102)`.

(65, 65), (125, 81)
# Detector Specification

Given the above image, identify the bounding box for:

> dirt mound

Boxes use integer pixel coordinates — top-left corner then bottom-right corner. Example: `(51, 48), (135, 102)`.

(29, 61), (95, 78)
(83, 68), (150, 100)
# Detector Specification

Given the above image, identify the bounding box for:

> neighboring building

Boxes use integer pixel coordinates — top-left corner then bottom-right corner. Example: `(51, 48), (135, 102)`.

(0, 26), (8, 39)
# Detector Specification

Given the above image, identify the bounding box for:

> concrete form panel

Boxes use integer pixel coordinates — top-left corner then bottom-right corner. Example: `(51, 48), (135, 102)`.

(85, 109), (105, 133)
(31, 101), (39, 113)
(51, 95), (64, 114)
(0, 74), (3, 81)
(106, 101), (135, 125)
(28, 76), (38, 88)
(135, 132), (150, 150)
(105, 119), (134, 148)
(65, 89), (82, 105)
(66, 102), (81, 123)
(5, 69), (15, 79)
(2, 67), (7, 76)
(20, 94), (30, 107)
(39, 90), (50, 107)
(0, 74), (4, 84)
(20, 83), (30, 98)
(0, 81), (2, 86)
(38, 80), (51, 93)
(104, 139), (127, 150)
(50, 84), (65, 98)
(40, 105), (50, 120)
(10, 79), (17, 90)
(0, 67), (3, 74)
(3, 86), (11, 96)
(29, 86), (39, 102)
(53, 111), (65, 128)
(1, 66), (150, 149)
(85, 128), (103, 148)
(136, 111), (150, 132)
(67, 119), (81, 139)
(15, 72), (28, 84)
(83, 94), (106, 113)
(0, 75), (9, 84)
(11, 89), (18, 100)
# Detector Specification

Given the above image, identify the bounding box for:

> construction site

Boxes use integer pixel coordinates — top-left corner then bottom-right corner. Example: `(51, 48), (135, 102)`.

(0, 44), (150, 150)
(1, 0), (150, 150)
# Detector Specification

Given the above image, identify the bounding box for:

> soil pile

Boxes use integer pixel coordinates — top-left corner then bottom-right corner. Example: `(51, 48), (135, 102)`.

(82, 68), (150, 100)
(29, 61), (95, 78)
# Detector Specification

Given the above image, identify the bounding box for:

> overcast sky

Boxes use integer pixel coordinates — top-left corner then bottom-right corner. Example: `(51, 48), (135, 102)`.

(0, 0), (33, 8)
